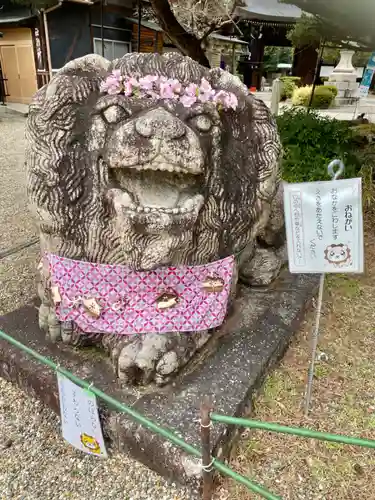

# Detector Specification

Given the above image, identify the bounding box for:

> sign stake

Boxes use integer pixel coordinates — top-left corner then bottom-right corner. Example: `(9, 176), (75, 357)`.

(201, 397), (214, 500)
(304, 160), (344, 417)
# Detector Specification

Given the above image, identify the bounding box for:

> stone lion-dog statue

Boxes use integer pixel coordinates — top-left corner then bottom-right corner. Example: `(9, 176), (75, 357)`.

(26, 52), (285, 386)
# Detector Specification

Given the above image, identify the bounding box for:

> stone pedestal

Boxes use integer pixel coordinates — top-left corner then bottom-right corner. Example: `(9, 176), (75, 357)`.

(0, 271), (319, 488)
(327, 50), (359, 104)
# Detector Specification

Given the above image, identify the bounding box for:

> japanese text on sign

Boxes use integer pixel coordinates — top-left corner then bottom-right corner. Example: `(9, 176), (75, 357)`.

(284, 178), (364, 274)
(57, 374), (107, 457)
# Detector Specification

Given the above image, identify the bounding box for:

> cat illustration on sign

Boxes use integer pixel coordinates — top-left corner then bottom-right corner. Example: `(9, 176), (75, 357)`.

(80, 433), (101, 454)
(324, 243), (352, 267)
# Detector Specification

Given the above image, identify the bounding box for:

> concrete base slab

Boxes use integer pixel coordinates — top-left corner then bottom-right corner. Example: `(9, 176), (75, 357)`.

(0, 270), (319, 487)
(0, 103), (29, 117)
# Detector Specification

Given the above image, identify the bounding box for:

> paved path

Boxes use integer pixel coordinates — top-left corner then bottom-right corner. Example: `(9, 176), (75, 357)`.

(255, 91), (375, 121)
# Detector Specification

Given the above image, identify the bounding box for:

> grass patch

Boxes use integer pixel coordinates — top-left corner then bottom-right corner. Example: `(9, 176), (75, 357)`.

(215, 221), (375, 500)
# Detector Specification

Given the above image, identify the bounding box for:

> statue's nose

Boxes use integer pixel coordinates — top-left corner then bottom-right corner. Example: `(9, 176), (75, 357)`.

(135, 108), (186, 140)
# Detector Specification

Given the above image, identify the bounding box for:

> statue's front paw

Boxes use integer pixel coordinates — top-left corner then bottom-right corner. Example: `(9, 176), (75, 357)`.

(38, 304), (99, 347)
(240, 246), (286, 286)
(38, 303), (62, 342)
(111, 331), (210, 386)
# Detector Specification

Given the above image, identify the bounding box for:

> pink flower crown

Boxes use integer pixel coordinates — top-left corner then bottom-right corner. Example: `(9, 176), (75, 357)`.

(100, 70), (238, 110)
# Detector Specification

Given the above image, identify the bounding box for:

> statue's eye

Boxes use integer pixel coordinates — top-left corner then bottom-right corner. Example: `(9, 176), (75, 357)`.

(102, 105), (130, 124)
(330, 251), (335, 257)
(189, 114), (212, 132)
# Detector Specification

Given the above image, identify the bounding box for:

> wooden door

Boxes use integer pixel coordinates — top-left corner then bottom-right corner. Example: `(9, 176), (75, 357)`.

(0, 45), (22, 102)
(16, 45), (37, 101)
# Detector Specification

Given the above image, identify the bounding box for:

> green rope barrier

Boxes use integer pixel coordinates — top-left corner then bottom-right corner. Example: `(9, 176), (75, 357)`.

(0, 329), (280, 500)
(213, 461), (280, 499)
(211, 414), (375, 449)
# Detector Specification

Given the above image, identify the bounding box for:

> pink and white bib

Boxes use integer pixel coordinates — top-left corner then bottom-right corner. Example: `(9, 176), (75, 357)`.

(47, 253), (234, 335)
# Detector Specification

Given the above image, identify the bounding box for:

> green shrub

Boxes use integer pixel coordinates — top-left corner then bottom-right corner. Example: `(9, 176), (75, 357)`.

(324, 84), (338, 98)
(352, 126), (375, 210)
(292, 85), (335, 109)
(351, 123), (375, 145)
(291, 86), (311, 106)
(280, 76), (301, 100)
(276, 108), (359, 183)
(280, 80), (296, 100)
(311, 86), (336, 108)
(276, 108), (375, 210)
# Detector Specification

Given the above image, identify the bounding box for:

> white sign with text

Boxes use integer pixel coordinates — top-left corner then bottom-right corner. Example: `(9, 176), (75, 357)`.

(284, 178), (364, 274)
(57, 374), (107, 457)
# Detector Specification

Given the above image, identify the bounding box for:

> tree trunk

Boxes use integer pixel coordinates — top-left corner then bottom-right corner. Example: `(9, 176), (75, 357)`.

(293, 46), (319, 85)
(149, 0), (210, 67)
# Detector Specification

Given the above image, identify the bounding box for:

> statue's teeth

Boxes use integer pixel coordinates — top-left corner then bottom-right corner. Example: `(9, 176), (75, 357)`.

(124, 204), (199, 215)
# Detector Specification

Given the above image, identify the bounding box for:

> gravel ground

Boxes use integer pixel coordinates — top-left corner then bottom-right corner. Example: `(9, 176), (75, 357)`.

(0, 378), (197, 500)
(0, 114), (37, 252)
(0, 115), (198, 500)
(0, 246), (39, 315)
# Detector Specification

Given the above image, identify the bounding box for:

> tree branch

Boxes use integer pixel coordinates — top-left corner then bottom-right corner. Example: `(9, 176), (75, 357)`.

(281, 0), (375, 49)
(149, 0), (210, 67)
(199, 19), (233, 42)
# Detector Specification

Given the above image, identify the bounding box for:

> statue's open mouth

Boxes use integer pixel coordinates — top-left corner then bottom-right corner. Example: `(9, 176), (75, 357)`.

(105, 157), (205, 224)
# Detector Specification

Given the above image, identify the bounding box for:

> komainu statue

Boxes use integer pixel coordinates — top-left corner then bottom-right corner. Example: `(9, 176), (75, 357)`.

(26, 52), (285, 386)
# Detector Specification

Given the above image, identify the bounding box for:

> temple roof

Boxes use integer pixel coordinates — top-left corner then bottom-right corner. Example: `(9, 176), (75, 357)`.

(237, 0), (302, 22)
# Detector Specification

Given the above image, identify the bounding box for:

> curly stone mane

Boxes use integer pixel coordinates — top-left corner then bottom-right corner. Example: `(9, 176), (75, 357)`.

(26, 52), (281, 270)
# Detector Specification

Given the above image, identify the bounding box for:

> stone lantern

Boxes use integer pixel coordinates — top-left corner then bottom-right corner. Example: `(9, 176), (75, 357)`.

(327, 49), (358, 103)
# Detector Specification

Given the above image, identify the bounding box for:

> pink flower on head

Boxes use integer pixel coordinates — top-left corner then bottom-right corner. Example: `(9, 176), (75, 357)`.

(212, 90), (225, 105)
(139, 75), (158, 91)
(123, 80), (133, 97)
(159, 82), (177, 100)
(169, 78), (182, 95)
(180, 94), (197, 108)
(185, 83), (199, 98)
(199, 90), (215, 103)
(99, 71), (238, 111)
(100, 70), (122, 94)
(157, 75), (168, 85)
(129, 77), (139, 87)
(213, 90), (238, 110)
(226, 92), (238, 110)
(106, 84), (121, 95)
(200, 78), (212, 93)
(112, 69), (122, 80)
(198, 77), (214, 103)
(101, 79), (120, 94)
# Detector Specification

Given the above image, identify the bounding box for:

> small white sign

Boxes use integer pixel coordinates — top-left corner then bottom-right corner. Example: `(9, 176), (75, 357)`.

(57, 374), (107, 457)
(284, 178), (364, 274)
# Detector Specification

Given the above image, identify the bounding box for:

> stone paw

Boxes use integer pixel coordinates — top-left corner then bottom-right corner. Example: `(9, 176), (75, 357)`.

(38, 303), (102, 347)
(38, 303), (62, 342)
(104, 331), (211, 386)
(60, 320), (103, 347)
(240, 246), (286, 287)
